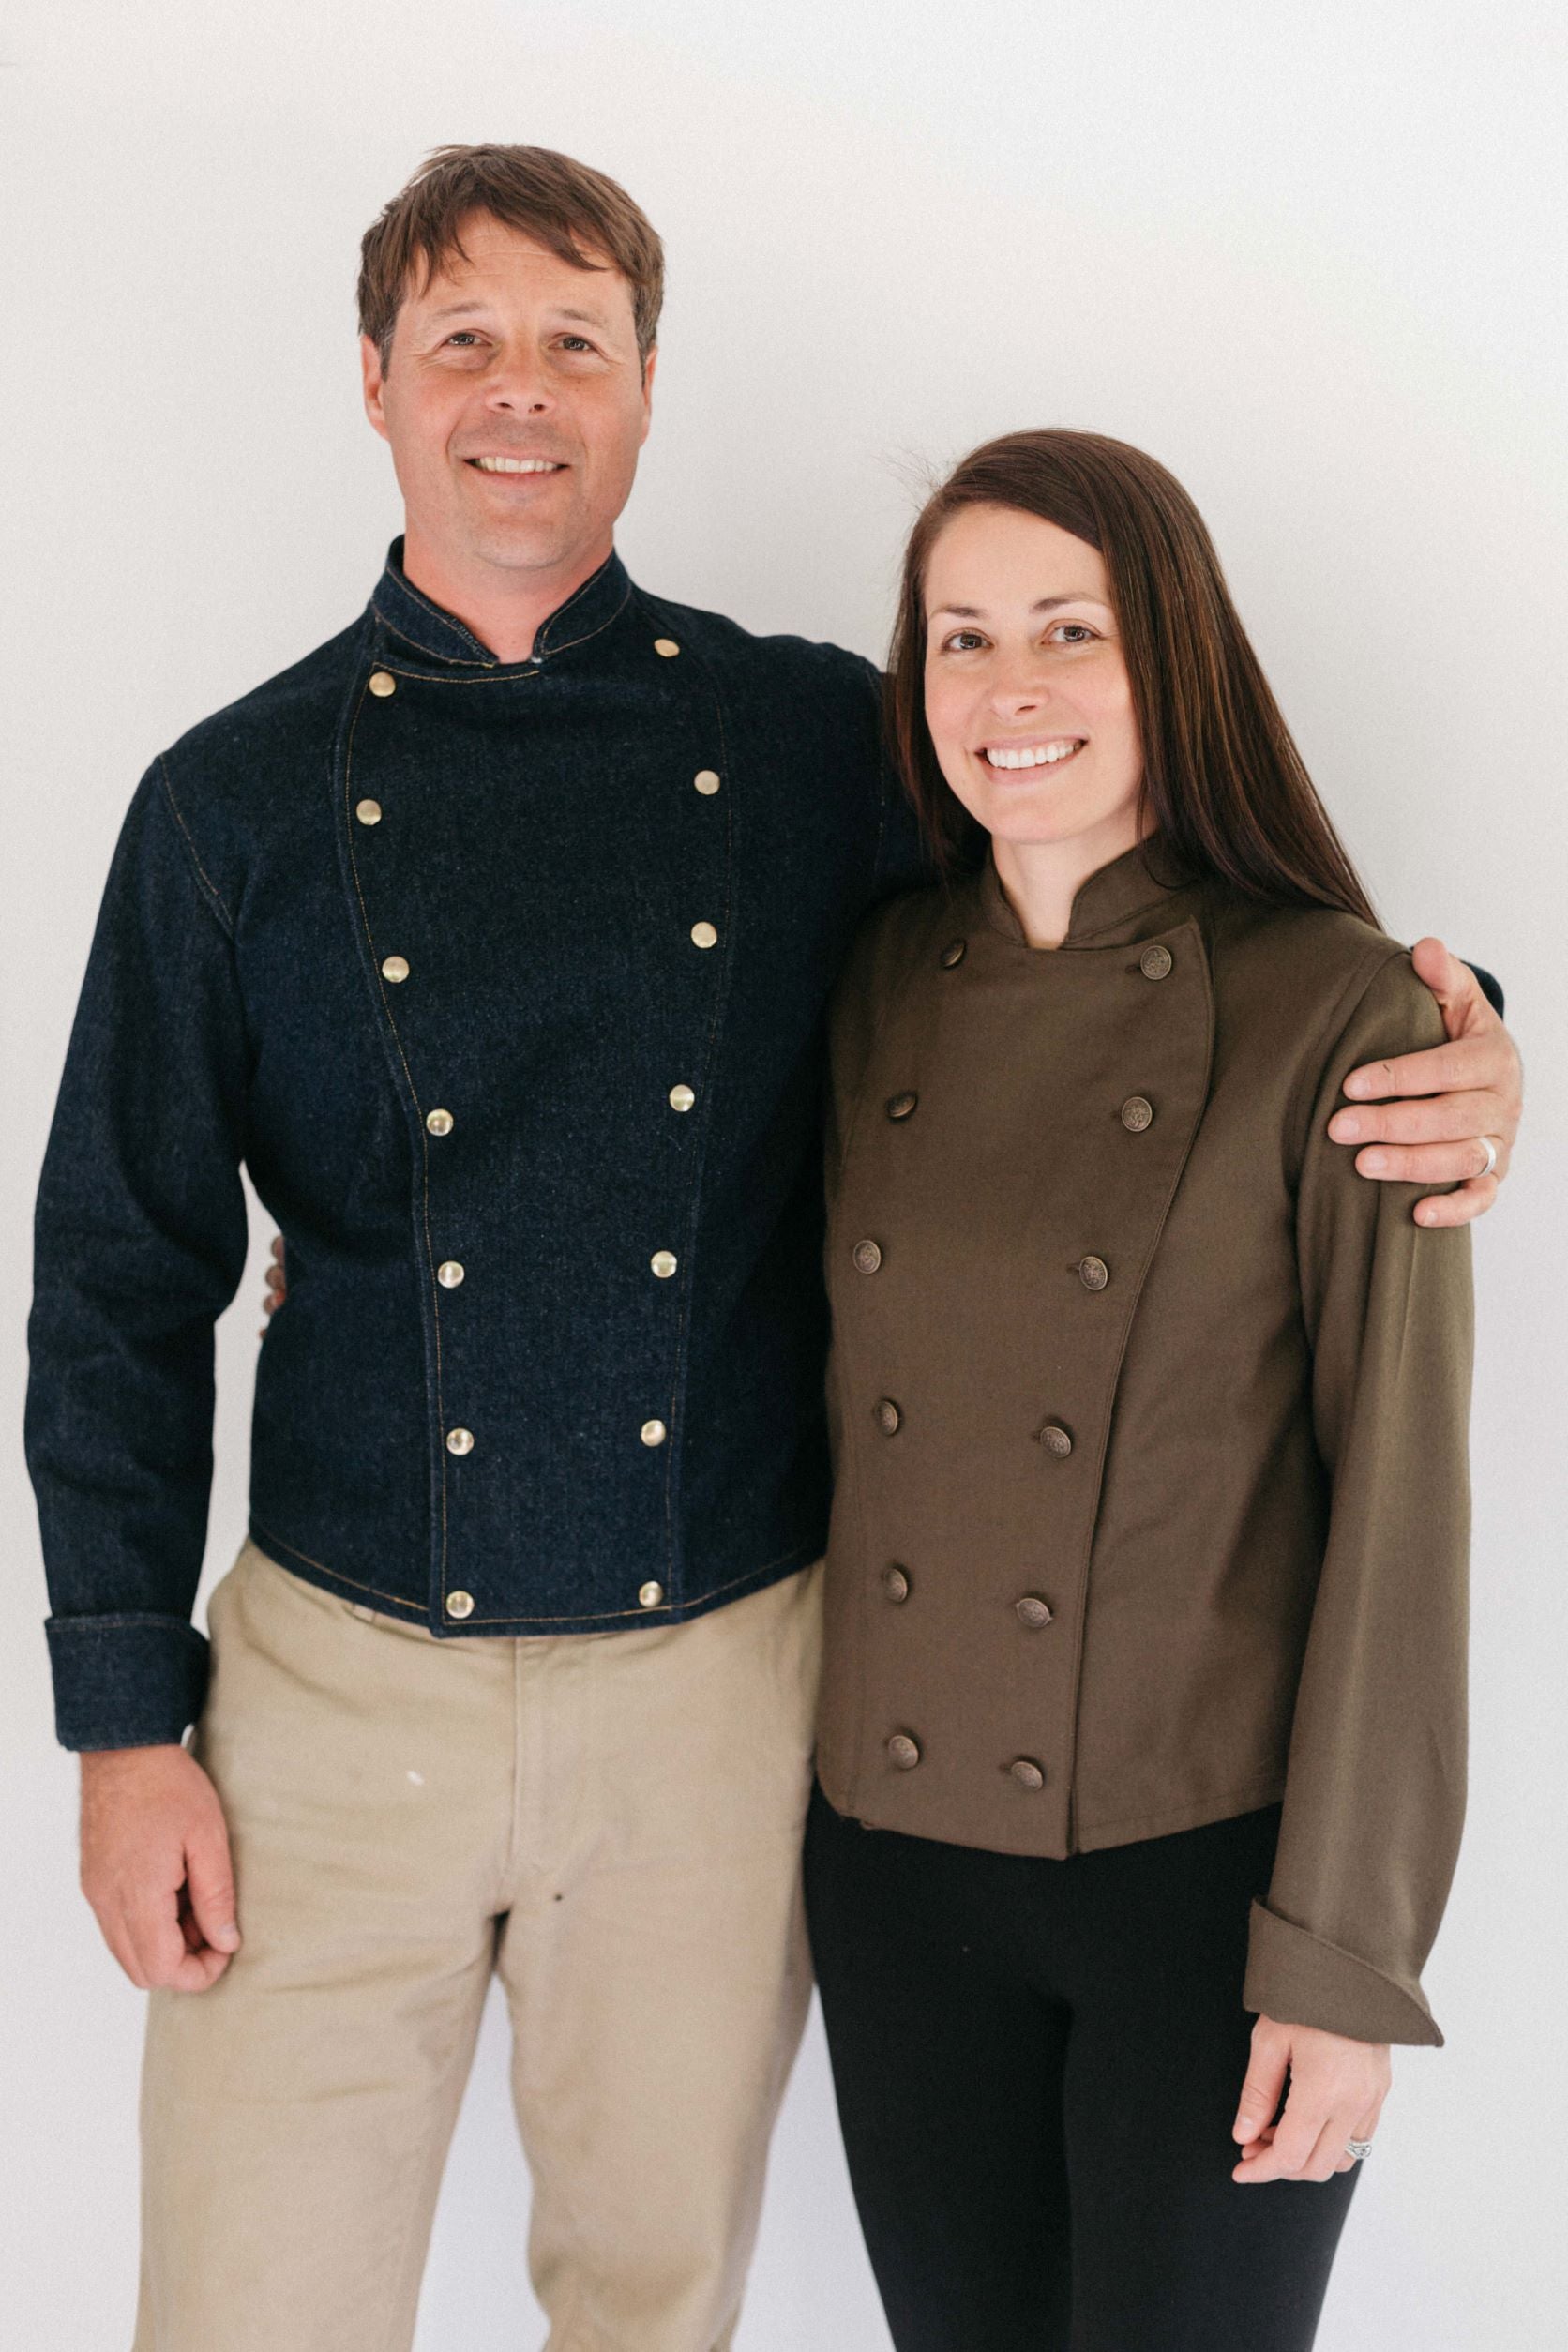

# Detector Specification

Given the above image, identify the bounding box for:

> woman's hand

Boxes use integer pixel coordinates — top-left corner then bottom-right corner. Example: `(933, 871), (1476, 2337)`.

(1230, 2014), (1391, 2183)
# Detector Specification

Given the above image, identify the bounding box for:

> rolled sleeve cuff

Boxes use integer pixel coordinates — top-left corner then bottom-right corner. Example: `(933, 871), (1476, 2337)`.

(45, 1613), (211, 1753)
(1244, 1900), (1443, 2048)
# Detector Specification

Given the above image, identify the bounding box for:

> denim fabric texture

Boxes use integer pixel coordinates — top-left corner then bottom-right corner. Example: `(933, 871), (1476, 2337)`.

(27, 544), (927, 1750)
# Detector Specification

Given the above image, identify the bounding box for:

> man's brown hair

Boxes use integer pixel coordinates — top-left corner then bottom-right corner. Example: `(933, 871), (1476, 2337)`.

(886, 428), (1378, 927)
(357, 143), (664, 366)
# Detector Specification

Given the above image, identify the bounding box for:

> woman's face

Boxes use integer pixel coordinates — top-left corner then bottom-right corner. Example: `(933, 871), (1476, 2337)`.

(922, 503), (1142, 852)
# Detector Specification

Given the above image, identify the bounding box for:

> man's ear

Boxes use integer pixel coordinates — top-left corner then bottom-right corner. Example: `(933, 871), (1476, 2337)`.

(360, 333), (391, 442)
(640, 346), (658, 444)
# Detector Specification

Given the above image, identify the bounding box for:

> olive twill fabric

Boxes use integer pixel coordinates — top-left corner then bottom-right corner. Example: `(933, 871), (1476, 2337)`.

(815, 838), (1474, 2046)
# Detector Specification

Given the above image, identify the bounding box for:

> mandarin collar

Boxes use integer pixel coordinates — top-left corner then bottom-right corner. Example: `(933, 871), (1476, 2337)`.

(369, 538), (633, 669)
(978, 833), (1199, 950)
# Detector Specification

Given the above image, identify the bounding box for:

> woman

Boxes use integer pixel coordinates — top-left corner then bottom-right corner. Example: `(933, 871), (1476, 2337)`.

(804, 430), (1473, 2351)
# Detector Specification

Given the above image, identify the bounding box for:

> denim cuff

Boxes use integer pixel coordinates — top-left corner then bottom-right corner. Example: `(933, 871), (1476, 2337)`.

(45, 1613), (211, 1752)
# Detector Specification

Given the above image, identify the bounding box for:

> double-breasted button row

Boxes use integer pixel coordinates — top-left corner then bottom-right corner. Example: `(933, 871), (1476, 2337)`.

(882, 1734), (1047, 1789)
(881, 1563), (1051, 1629)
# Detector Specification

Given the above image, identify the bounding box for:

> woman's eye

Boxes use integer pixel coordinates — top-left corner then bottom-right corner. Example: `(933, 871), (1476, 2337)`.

(1050, 623), (1097, 645)
(942, 630), (987, 653)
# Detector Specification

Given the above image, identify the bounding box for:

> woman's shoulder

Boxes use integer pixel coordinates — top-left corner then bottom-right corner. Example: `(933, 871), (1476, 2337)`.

(1205, 887), (1441, 1054)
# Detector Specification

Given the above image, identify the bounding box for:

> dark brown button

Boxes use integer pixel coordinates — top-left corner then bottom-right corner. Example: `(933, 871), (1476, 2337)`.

(1078, 1256), (1109, 1291)
(1038, 1423), (1073, 1457)
(940, 940), (967, 969)
(887, 1733), (921, 1771)
(1139, 943), (1173, 981)
(1016, 1595), (1054, 1628)
(1121, 1095), (1153, 1132)
(852, 1239), (883, 1274)
(882, 1565), (911, 1604)
(874, 1397), (902, 1436)
(886, 1092), (919, 1121)
(1009, 1757), (1046, 1790)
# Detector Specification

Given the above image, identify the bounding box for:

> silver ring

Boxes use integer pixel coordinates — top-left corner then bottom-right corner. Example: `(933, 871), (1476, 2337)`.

(1477, 1135), (1500, 1181)
(1345, 2137), (1375, 2162)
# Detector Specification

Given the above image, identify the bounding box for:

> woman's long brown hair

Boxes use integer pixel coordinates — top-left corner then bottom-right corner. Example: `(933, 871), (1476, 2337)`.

(886, 429), (1379, 927)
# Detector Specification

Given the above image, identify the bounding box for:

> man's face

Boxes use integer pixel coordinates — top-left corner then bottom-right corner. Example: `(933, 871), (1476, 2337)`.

(361, 213), (655, 584)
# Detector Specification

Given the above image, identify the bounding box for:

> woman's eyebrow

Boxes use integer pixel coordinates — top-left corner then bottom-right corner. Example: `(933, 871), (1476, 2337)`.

(929, 594), (1105, 620)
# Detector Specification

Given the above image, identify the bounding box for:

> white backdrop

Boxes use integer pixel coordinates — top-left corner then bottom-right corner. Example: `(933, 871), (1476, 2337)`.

(3, 4), (1564, 2346)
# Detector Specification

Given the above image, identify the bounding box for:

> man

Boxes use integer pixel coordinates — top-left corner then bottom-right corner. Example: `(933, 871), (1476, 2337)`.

(26, 144), (1520, 2352)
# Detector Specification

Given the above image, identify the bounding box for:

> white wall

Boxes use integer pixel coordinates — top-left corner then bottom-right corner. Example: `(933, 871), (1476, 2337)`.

(3, 3), (1564, 2345)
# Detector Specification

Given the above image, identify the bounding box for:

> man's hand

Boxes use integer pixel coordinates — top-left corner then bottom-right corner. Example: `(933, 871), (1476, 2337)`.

(258, 1233), (285, 1336)
(80, 1744), (240, 1991)
(1231, 2013), (1391, 2184)
(1330, 937), (1522, 1227)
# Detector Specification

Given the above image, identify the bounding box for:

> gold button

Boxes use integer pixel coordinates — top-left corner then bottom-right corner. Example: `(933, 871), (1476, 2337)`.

(1016, 1594), (1054, 1628)
(941, 940), (967, 969)
(437, 1260), (464, 1289)
(874, 1397), (901, 1437)
(368, 670), (397, 698)
(1122, 1095), (1153, 1132)
(690, 921), (718, 950)
(355, 798), (383, 826)
(887, 1733), (921, 1771)
(445, 1589), (474, 1620)
(1009, 1757), (1047, 1791)
(1078, 1256), (1109, 1291)
(669, 1084), (696, 1112)
(651, 1251), (678, 1280)
(694, 770), (721, 795)
(381, 955), (410, 984)
(641, 1418), (668, 1447)
(886, 1092), (918, 1121)
(426, 1108), (454, 1137)
(1039, 1423), (1073, 1457)
(639, 1580), (665, 1607)
(445, 1426), (474, 1455)
(882, 1565), (911, 1604)
(654, 638), (681, 658)
(1140, 943), (1173, 981)
(852, 1239), (882, 1274)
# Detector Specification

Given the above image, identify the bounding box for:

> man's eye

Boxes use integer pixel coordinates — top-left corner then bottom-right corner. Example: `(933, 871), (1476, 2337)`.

(559, 335), (596, 353)
(445, 333), (482, 348)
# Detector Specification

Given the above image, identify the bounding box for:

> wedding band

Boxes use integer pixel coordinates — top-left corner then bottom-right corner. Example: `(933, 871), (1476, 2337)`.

(1345, 2137), (1375, 2162)
(1477, 1135), (1500, 1180)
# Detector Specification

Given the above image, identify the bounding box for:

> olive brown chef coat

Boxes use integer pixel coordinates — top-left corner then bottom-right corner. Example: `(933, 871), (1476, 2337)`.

(816, 837), (1473, 2045)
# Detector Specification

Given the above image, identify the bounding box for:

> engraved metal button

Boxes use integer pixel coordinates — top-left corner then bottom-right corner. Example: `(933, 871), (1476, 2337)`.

(445, 1590), (474, 1620)
(886, 1092), (918, 1121)
(669, 1084), (696, 1112)
(651, 1251), (678, 1279)
(852, 1240), (883, 1275)
(445, 1426), (474, 1455)
(1078, 1256), (1109, 1291)
(1122, 1095), (1153, 1132)
(882, 1565), (911, 1603)
(691, 921), (718, 950)
(368, 670), (396, 698)
(1016, 1594), (1054, 1628)
(940, 939), (968, 969)
(641, 1418), (668, 1447)
(639, 1580), (665, 1607)
(694, 769), (721, 795)
(874, 1398), (902, 1437)
(426, 1108), (454, 1137)
(1009, 1757), (1047, 1790)
(381, 955), (410, 984)
(437, 1260), (465, 1289)
(1039, 1423), (1073, 1458)
(887, 1733), (921, 1771)
(1140, 943), (1173, 981)
(355, 798), (383, 826)
(654, 638), (681, 658)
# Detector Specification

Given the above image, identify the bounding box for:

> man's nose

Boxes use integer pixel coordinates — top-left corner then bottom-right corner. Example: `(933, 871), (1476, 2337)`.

(485, 351), (553, 415)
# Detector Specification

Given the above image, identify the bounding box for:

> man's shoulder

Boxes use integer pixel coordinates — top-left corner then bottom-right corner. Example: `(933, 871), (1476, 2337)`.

(158, 619), (366, 797)
(627, 584), (880, 703)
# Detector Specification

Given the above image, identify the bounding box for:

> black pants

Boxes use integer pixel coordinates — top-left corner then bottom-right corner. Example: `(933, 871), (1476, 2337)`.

(804, 1784), (1359, 2352)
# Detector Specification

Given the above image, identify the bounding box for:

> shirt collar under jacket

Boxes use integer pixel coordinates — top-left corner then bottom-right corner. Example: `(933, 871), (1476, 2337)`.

(369, 536), (634, 670)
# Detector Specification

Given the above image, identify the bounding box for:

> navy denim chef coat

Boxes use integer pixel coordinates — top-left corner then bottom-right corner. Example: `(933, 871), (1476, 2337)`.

(27, 545), (927, 1751)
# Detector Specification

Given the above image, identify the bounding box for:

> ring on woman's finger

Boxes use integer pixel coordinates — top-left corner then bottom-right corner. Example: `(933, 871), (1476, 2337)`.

(1345, 2137), (1375, 2162)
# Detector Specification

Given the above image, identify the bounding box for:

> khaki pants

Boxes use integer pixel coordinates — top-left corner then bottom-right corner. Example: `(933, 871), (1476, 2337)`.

(133, 1542), (822, 2352)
